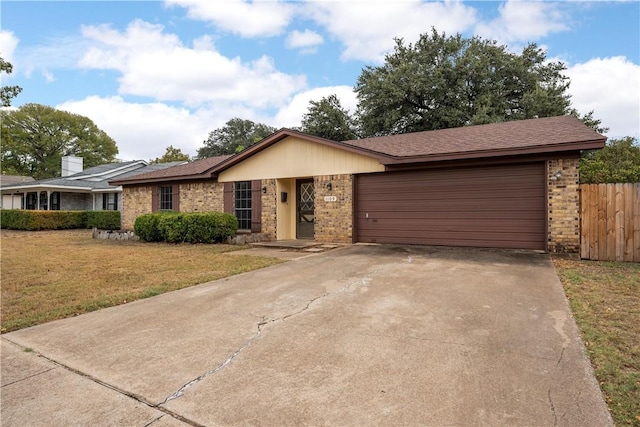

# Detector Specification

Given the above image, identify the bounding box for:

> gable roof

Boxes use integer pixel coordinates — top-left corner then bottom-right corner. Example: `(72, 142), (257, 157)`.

(342, 115), (605, 164)
(110, 115), (606, 187)
(110, 155), (232, 185)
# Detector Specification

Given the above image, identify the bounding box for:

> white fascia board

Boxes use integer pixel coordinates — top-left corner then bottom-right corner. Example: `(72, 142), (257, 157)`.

(0, 184), (92, 193)
(91, 186), (122, 193)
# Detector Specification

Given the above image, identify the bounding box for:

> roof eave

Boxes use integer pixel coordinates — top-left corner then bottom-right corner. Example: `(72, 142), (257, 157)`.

(0, 184), (94, 192)
(110, 173), (213, 186)
(381, 138), (606, 165)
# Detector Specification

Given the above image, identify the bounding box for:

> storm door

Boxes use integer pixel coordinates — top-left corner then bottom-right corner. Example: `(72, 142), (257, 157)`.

(296, 179), (315, 239)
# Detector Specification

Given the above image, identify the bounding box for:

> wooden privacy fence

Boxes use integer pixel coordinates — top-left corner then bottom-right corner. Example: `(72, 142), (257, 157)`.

(580, 183), (640, 262)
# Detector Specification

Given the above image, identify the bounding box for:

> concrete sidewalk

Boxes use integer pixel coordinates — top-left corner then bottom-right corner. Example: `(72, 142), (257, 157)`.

(1, 245), (612, 426)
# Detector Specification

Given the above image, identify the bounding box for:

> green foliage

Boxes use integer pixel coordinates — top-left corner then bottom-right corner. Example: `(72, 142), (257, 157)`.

(133, 213), (165, 242)
(0, 210), (121, 230)
(355, 28), (572, 136)
(1, 57), (22, 107)
(196, 118), (276, 158)
(301, 94), (358, 141)
(1, 210), (84, 230)
(569, 109), (609, 135)
(134, 212), (238, 243)
(580, 137), (640, 183)
(150, 145), (191, 163)
(0, 104), (119, 179)
(156, 214), (188, 243)
(85, 211), (121, 230)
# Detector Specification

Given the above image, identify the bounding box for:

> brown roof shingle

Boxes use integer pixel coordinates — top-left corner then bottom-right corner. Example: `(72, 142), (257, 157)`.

(112, 116), (605, 186)
(343, 115), (605, 163)
(110, 155), (232, 185)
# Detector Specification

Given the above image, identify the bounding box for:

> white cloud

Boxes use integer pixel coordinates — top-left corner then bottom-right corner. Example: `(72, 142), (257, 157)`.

(303, 1), (477, 62)
(165, 0), (295, 38)
(0, 30), (19, 64)
(566, 56), (640, 138)
(476, 1), (569, 44)
(273, 85), (357, 128)
(78, 20), (306, 108)
(58, 96), (209, 160)
(56, 87), (358, 161)
(285, 29), (324, 53)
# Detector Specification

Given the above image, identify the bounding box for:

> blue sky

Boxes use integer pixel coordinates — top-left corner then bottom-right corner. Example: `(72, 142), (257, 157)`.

(1, 1), (639, 161)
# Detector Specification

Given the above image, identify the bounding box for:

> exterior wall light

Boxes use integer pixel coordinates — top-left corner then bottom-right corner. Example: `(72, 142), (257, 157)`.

(326, 182), (332, 191)
(550, 170), (563, 181)
(262, 186), (267, 194)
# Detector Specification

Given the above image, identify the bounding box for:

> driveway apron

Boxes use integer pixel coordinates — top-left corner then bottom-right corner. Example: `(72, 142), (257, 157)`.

(1, 245), (611, 426)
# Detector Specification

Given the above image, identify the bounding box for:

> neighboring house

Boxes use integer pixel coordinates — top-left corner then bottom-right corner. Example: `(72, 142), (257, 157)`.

(0, 175), (35, 209)
(0, 156), (185, 212)
(111, 116), (606, 253)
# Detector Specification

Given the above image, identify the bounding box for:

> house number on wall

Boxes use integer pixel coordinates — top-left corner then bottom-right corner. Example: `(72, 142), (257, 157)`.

(324, 196), (337, 202)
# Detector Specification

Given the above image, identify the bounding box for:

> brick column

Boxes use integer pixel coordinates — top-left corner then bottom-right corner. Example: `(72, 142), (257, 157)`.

(261, 179), (277, 240)
(547, 158), (580, 253)
(314, 174), (353, 243)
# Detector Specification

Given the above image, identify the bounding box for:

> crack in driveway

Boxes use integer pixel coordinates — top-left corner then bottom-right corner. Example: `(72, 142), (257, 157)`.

(159, 274), (373, 405)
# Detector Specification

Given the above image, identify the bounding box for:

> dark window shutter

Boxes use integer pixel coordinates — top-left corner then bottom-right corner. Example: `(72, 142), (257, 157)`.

(173, 184), (180, 212)
(251, 180), (262, 233)
(223, 182), (233, 214)
(152, 186), (158, 212)
(114, 193), (118, 210)
(102, 193), (107, 210)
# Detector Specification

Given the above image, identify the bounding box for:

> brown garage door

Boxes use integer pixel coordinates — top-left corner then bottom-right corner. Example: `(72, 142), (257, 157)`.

(355, 163), (546, 250)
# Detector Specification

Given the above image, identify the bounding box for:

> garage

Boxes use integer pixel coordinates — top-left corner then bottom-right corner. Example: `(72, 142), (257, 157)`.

(355, 162), (546, 250)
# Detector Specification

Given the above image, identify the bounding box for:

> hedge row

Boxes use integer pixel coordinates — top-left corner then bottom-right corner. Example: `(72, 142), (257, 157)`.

(134, 212), (238, 243)
(0, 210), (121, 231)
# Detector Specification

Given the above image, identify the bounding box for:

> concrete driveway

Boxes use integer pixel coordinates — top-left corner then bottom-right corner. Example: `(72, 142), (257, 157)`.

(1, 245), (611, 426)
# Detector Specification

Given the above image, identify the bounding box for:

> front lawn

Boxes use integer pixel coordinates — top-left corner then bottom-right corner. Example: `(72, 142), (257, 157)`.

(1, 230), (283, 333)
(553, 256), (640, 427)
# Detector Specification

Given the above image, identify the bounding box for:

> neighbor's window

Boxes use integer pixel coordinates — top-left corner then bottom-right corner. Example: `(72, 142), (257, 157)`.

(49, 192), (61, 210)
(159, 186), (173, 210)
(39, 192), (48, 210)
(103, 193), (118, 210)
(26, 192), (37, 210)
(234, 181), (252, 230)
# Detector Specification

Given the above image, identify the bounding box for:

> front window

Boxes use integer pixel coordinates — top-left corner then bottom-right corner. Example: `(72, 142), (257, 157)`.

(26, 192), (37, 210)
(39, 192), (48, 210)
(234, 181), (252, 230)
(103, 193), (118, 210)
(159, 186), (173, 210)
(50, 192), (61, 210)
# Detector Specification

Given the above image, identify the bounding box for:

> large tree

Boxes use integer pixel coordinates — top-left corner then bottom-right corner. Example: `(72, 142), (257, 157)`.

(1, 56), (22, 107)
(197, 118), (276, 158)
(580, 137), (640, 184)
(355, 28), (572, 136)
(301, 94), (358, 141)
(1, 103), (118, 179)
(150, 145), (190, 163)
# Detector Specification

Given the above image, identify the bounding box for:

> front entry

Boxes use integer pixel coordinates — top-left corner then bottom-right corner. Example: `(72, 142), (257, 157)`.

(296, 179), (314, 239)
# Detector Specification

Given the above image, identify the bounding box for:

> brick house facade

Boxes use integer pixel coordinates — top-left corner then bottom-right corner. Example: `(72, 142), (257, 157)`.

(111, 116), (605, 253)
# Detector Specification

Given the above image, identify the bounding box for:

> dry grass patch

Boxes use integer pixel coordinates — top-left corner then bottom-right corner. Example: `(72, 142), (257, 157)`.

(553, 256), (640, 427)
(1, 230), (283, 333)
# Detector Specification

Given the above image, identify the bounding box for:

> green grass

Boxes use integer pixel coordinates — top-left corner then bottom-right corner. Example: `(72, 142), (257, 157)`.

(1, 229), (284, 333)
(553, 257), (640, 426)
